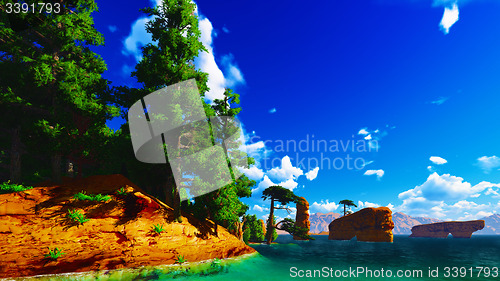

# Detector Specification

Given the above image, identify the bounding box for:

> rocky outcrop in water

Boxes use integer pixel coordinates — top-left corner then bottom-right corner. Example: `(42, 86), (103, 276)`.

(328, 207), (394, 242)
(0, 175), (255, 279)
(410, 220), (485, 238)
(392, 212), (442, 234)
(293, 197), (310, 240)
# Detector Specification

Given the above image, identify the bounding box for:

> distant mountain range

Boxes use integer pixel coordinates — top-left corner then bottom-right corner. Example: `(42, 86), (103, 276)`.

(309, 211), (500, 235)
(309, 212), (341, 234)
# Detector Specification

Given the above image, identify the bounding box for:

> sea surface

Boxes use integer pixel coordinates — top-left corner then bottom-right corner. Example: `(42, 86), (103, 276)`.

(22, 235), (500, 281)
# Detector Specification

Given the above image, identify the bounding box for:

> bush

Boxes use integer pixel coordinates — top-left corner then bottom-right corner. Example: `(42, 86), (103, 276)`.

(44, 247), (65, 260)
(0, 181), (33, 195)
(243, 227), (250, 244)
(67, 209), (90, 224)
(73, 191), (111, 202)
(151, 223), (164, 235)
(243, 215), (265, 243)
(175, 255), (187, 264)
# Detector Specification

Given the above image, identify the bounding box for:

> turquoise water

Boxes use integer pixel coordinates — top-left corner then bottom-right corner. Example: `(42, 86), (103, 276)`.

(23, 235), (500, 280)
(166, 235), (500, 281)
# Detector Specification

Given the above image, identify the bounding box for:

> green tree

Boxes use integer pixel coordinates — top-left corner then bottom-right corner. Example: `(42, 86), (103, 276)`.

(243, 214), (265, 242)
(0, 0), (119, 183)
(127, 0), (209, 222)
(339, 199), (357, 216)
(262, 185), (301, 244)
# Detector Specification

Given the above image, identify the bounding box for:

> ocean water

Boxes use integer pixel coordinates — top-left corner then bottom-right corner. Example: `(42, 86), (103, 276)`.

(162, 235), (500, 281)
(23, 235), (500, 281)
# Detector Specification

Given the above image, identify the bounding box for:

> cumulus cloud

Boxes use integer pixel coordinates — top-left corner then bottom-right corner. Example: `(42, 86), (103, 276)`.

(358, 201), (380, 209)
(268, 108), (277, 114)
(430, 156), (448, 165)
(253, 205), (269, 212)
(439, 3), (459, 34)
(398, 173), (498, 202)
(476, 156), (500, 173)
(395, 172), (500, 219)
(266, 156), (304, 183)
(121, 2), (244, 102)
(358, 128), (369, 135)
(239, 165), (264, 181)
(305, 167), (319, 181)
(311, 200), (339, 213)
(364, 169), (385, 180)
(122, 17), (152, 62)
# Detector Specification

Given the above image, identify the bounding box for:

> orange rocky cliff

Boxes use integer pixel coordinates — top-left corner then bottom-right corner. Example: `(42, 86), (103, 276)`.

(293, 197), (310, 240)
(0, 174), (255, 279)
(328, 207), (394, 242)
(410, 220), (485, 238)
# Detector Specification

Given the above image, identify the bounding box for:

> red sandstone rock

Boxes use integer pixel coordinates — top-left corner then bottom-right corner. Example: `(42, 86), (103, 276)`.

(260, 219), (266, 237)
(410, 220), (485, 238)
(293, 197), (310, 240)
(0, 174), (255, 279)
(328, 207), (394, 242)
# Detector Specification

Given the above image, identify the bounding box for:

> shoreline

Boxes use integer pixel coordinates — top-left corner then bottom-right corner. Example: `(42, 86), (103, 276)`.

(3, 252), (260, 281)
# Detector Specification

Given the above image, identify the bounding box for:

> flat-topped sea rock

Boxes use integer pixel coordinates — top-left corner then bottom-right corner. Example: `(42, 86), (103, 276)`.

(328, 207), (394, 242)
(410, 220), (485, 238)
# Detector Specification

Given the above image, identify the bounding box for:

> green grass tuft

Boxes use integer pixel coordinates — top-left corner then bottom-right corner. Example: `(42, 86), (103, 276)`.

(116, 187), (128, 196)
(0, 181), (33, 194)
(151, 223), (165, 235)
(67, 209), (90, 224)
(73, 191), (111, 202)
(44, 247), (65, 260)
(175, 255), (187, 264)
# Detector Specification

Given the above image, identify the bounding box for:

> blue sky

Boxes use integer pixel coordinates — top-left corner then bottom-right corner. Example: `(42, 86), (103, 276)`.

(93, 0), (500, 221)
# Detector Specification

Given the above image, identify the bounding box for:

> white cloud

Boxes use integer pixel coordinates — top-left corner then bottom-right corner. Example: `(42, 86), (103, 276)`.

(439, 3), (459, 34)
(122, 17), (152, 62)
(430, 156), (448, 165)
(356, 127), (392, 151)
(195, 16), (227, 101)
(305, 167), (319, 181)
(222, 26), (230, 33)
(121, 3), (244, 103)
(358, 128), (369, 135)
(358, 201), (380, 209)
(311, 200), (339, 213)
(427, 166), (434, 172)
(253, 205), (269, 212)
(251, 175), (275, 193)
(364, 169), (385, 180)
(477, 156), (500, 173)
(239, 165), (264, 181)
(221, 54), (245, 87)
(431, 97), (448, 105)
(398, 173), (498, 202)
(108, 25), (117, 33)
(269, 108), (277, 114)
(395, 172), (500, 219)
(266, 156), (304, 183)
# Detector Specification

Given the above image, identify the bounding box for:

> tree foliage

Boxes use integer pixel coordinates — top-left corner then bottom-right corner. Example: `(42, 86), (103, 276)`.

(0, 0), (119, 184)
(339, 199), (357, 216)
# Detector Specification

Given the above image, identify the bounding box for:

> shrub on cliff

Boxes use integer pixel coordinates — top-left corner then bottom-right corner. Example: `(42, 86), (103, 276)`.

(243, 214), (265, 242)
(0, 181), (33, 195)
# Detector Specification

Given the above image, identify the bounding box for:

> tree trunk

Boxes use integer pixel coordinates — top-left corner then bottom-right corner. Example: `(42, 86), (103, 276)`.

(51, 153), (62, 183)
(266, 198), (275, 245)
(9, 127), (21, 184)
(343, 204), (346, 216)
